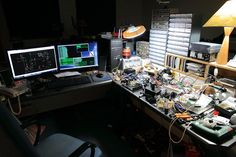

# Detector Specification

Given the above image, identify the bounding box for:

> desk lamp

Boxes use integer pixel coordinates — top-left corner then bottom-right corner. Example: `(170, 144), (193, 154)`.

(123, 25), (146, 39)
(122, 25), (146, 58)
(203, 0), (236, 65)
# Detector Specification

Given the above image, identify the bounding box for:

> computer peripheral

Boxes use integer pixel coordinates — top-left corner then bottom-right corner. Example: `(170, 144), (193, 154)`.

(46, 75), (92, 89)
(96, 73), (104, 78)
(7, 46), (58, 79)
(91, 72), (112, 82)
(57, 42), (99, 71)
(191, 117), (234, 143)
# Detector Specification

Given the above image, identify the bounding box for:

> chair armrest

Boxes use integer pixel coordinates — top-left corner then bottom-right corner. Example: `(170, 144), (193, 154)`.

(69, 142), (96, 157)
(21, 118), (42, 146)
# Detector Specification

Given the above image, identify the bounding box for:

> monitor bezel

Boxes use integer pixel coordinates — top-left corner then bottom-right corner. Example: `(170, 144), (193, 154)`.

(56, 41), (99, 71)
(7, 46), (58, 79)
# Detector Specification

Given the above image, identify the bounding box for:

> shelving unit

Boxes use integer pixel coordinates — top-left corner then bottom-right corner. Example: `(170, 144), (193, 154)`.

(209, 61), (236, 80)
(165, 53), (236, 80)
(165, 53), (210, 80)
(209, 62), (236, 72)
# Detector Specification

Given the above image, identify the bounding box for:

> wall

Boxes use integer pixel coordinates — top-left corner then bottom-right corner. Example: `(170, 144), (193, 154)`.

(0, 0), (233, 65)
(168, 0), (226, 40)
(116, 0), (143, 27)
(0, 1), (10, 62)
(115, 0), (228, 40)
(59, 0), (77, 38)
(116, 0), (159, 29)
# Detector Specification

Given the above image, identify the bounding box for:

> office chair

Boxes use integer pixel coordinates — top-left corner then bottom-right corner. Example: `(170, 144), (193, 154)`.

(0, 102), (103, 157)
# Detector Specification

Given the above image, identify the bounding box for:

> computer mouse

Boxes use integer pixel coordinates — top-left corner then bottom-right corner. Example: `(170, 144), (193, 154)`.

(96, 73), (103, 78)
(230, 113), (236, 125)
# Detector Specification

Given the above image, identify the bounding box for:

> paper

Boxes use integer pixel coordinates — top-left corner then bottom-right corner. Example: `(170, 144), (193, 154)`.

(195, 94), (212, 108)
(54, 71), (81, 78)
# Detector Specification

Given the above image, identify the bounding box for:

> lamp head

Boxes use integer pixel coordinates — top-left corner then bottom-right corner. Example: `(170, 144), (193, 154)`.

(122, 25), (146, 39)
(203, 0), (236, 65)
(203, 0), (236, 27)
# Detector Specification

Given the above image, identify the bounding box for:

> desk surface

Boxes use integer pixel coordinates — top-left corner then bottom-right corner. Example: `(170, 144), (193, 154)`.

(18, 72), (113, 117)
(10, 70), (236, 147)
(113, 80), (236, 147)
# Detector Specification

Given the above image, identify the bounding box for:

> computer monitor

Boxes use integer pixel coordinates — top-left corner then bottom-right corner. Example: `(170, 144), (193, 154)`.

(7, 46), (58, 79)
(57, 42), (98, 71)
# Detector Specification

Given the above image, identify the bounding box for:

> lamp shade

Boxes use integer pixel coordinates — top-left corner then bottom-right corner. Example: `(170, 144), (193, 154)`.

(203, 0), (236, 27)
(123, 25), (146, 39)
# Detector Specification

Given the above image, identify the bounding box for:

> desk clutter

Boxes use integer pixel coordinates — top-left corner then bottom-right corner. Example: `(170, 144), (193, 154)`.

(112, 66), (236, 144)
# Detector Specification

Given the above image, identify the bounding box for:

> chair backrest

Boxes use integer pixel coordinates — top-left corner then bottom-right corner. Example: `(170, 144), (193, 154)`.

(0, 102), (40, 157)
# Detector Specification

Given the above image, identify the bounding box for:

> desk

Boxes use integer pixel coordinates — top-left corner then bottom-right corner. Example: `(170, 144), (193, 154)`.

(7, 71), (236, 155)
(17, 73), (113, 117)
(112, 80), (236, 151)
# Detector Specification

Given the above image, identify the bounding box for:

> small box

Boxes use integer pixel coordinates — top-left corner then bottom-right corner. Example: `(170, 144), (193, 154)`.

(189, 51), (217, 62)
(190, 42), (221, 54)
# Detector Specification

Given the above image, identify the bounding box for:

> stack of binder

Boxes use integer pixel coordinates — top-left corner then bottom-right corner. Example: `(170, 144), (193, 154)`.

(167, 14), (193, 56)
(149, 9), (170, 66)
(185, 62), (204, 76)
(136, 41), (149, 59)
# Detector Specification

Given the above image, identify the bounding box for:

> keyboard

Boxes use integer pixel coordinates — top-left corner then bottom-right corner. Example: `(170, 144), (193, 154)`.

(47, 75), (92, 89)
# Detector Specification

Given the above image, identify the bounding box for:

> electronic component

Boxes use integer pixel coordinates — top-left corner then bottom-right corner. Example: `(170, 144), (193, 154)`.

(7, 46), (58, 79)
(123, 68), (136, 75)
(0, 85), (29, 98)
(136, 41), (149, 59)
(191, 117), (234, 143)
(145, 84), (161, 97)
(122, 56), (142, 70)
(218, 78), (236, 88)
(122, 81), (143, 92)
(215, 97), (236, 118)
(189, 42), (221, 62)
(189, 51), (218, 62)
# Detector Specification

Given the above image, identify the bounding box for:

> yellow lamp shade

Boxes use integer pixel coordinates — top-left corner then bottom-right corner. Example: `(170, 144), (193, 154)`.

(123, 25), (146, 39)
(203, 0), (236, 65)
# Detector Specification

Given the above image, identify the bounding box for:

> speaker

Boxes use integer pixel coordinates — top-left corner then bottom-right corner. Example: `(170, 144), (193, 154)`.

(98, 38), (123, 72)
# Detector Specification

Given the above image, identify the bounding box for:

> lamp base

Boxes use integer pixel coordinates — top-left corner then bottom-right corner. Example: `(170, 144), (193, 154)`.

(216, 27), (234, 65)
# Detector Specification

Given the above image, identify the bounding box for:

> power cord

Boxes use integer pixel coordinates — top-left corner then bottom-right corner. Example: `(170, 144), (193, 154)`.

(7, 96), (22, 115)
(112, 56), (122, 74)
(168, 117), (192, 144)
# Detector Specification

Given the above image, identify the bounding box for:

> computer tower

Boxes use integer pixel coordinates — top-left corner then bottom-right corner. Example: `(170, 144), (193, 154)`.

(98, 38), (123, 72)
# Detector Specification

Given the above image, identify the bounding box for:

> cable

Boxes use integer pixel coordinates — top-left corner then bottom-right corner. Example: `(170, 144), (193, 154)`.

(167, 139), (173, 157)
(112, 57), (122, 74)
(168, 96), (196, 144)
(168, 117), (192, 144)
(7, 96), (22, 115)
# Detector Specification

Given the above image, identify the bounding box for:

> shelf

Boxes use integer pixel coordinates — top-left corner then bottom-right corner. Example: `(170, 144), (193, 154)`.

(209, 62), (236, 72)
(166, 53), (209, 65)
(168, 67), (206, 80)
(165, 53), (209, 80)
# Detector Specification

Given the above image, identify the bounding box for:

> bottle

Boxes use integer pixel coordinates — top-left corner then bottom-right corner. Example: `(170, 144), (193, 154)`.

(122, 47), (131, 58)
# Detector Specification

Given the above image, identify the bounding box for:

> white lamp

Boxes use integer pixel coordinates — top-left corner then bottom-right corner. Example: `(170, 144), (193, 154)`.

(203, 0), (236, 65)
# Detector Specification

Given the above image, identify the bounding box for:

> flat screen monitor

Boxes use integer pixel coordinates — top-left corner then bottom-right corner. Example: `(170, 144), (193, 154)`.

(7, 46), (58, 79)
(57, 42), (98, 71)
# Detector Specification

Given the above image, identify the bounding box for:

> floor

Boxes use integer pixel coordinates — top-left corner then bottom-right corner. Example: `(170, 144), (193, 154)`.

(31, 98), (188, 157)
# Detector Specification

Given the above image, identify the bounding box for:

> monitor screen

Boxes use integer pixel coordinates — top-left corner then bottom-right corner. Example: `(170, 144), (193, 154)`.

(7, 46), (58, 79)
(57, 42), (98, 71)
